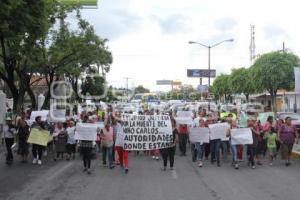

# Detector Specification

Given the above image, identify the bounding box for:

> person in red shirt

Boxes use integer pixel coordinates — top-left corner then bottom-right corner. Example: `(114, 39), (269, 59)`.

(178, 124), (188, 156)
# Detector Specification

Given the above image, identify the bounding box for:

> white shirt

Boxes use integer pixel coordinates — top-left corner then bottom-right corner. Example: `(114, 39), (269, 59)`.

(67, 127), (76, 144)
(114, 123), (125, 147)
(3, 125), (17, 138)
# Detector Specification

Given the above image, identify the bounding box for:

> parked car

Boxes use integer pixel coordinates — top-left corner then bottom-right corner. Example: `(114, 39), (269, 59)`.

(241, 103), (264, 115)
(276, 112), (300, 130)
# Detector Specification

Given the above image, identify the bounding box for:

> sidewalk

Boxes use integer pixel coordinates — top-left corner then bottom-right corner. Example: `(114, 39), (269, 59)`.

(292, 143), (300, 158)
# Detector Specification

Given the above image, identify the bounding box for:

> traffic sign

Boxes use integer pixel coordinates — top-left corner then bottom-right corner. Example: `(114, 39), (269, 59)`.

(156, 80), (172, 85)
(187, 69), (216, 78)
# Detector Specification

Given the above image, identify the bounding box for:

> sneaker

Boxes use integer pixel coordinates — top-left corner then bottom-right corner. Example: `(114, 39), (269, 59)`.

(125, 168), (129, 174)
(252, 165), (256, 169)
(152, 156), (155, 159)
(155, 156), (159, 161)
(32, 158), (37, 164)
(269, 163), (273, 166)
(162, 166), (167, 171)
(234, 163), (239, 169)
(38, 160), (42, 165)
(198, 162), (203, 168)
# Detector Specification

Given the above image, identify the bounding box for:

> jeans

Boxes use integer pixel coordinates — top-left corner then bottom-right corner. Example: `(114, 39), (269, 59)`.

(5, 138), (14, 162)
(231, 144), (238, 163)
(220, 141), (228, 161)
(210, 139), (221, 163)
(247, 145), (257, 166)
(32, 144), (43, 160)
(195, 142), (204, 161)
(160, 147), (176, 167)
(102, 146), (113, 167)
(178, 134), (188, 155)
(191, 144), (197, 161)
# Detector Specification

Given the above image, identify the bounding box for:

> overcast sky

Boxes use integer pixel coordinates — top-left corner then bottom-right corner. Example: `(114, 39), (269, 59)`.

(79, 0), (299, 91)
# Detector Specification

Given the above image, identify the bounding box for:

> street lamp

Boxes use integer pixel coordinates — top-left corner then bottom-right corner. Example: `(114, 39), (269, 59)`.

(189, 38), (234, 111)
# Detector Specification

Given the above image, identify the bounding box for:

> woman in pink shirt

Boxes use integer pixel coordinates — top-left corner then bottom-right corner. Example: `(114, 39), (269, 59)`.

(101, 122), (114, 169)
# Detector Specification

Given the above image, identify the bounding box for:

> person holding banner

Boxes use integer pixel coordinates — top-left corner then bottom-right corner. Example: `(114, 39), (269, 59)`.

(31, 116), (47, 165)
(66, 120), (76, 160)
(278, 117), (299, 166)
(247, 118), (259, 169)
(194, 118), (207, 168)
(79, 116), (94, 174)
(161, 119), (178, 171)
(113, 117), (129, 174)
(226, 121), (239, 169)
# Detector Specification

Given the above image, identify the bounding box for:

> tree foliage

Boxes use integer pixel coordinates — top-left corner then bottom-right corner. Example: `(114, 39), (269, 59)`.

(211, 74), (232, 102)
(251, 51), (299, 111)
(134, 85), (150, 94)
(0, 0), (112, 112)
(230, 67), (255, 101)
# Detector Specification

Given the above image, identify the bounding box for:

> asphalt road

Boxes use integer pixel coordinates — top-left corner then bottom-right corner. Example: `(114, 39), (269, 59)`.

(1, 147), (300, 200)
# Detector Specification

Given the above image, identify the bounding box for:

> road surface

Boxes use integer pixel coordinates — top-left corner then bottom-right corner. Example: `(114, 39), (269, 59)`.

(1, 149), (300, 200)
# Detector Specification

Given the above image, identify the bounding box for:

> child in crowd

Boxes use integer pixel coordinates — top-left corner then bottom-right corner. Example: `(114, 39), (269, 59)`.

(264, 127), (277, 166)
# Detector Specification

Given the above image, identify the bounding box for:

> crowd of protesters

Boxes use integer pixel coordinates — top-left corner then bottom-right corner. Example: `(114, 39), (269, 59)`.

(1, 104), (299, 175)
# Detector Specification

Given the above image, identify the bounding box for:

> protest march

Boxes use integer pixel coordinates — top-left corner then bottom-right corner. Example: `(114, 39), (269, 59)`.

(1, 103), (299, 174)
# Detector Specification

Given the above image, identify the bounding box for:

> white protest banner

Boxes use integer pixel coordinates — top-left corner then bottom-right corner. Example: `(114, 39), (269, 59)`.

(208, 123), (230, 140)
(122, 114), (173, 150)
(75, 123), (98, 141)
(231, 128), (253, 145)
(189, 127), (210, 143)
(96, 122), (104, 129)
(177, 111), (193, 118)
(49, 109), (66, 122)
(175, 117), (194, 125)
(295, 67), (300, 93)
(175, 111), (194, 125)
(30, 110), (49, 122)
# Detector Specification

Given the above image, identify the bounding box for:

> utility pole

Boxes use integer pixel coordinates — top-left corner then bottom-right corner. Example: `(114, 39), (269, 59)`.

(124, 77), (131, 102)
(250, 25), (256, 64)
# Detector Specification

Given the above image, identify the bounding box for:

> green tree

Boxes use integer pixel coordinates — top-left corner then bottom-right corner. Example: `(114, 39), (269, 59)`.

(134, 85), (150, 94)
(211, 74), (232, 103)
(230, 67), (255, 102)
(0, 0), (58, 112)
(251, 51), (300, 111)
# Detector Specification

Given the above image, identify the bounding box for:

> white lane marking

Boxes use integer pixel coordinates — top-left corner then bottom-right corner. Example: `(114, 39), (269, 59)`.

(171, 170), (178, 179)
(46, 162), (73, 181)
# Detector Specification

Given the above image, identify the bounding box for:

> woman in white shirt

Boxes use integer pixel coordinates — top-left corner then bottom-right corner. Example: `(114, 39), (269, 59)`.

(3, 117), (17, 165)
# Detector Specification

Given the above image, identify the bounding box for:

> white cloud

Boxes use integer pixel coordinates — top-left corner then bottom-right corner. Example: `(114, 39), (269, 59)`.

(80, 0), (300, 91)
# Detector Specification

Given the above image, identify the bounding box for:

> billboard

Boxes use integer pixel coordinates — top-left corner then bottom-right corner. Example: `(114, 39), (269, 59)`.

(156, 80), (172, 85)
(187, 69), (216, 78)
(58, 0), (98, 6)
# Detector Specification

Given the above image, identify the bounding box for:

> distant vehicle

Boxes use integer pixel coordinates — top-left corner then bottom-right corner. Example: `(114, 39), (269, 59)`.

(131, 93), (143, 103)
(132, 93), (159, 104)
(241, 103), (264, 114)
(277, 112), (300, 130)
(142, 93), (159, 103)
